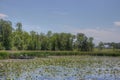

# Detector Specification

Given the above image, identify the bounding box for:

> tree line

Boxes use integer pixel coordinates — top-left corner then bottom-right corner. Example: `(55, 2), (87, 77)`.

(0, 19), (95, 51)
(97, 41), (120, 50)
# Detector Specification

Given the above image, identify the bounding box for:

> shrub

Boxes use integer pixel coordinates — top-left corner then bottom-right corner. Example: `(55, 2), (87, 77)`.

(0, 52), (9, 59)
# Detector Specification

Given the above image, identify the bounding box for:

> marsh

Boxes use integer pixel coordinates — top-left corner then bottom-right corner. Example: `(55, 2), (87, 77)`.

(0, 56), (120, 80)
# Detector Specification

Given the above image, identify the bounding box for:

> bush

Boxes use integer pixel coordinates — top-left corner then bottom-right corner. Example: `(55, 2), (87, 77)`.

(0, 51), (120, 59)
(0, 52), (9, 59)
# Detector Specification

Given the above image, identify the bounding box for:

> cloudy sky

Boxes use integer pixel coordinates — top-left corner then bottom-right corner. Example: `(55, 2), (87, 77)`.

(0, 0), (120, 44)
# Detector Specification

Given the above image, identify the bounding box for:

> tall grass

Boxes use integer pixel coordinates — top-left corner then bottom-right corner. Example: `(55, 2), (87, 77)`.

(0, 51), (120, 59)
(0, 52), (9, 59)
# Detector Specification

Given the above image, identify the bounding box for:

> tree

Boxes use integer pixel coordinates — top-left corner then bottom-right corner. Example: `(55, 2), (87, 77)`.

(16, 22), (22, 32)
(22, 31), (31, 50)
(65, 33), (73, 50)
(76, 33), (89, 51)
(51, 33), (59, 51)
(27, 31), (38, 50)
(12, 22), (24, 50)
(81, 36), (89, 51)
(0, 19), (96, 51)
(39, 32), (48, 50)
(98, 41), (104, 50)
(46, 31), (52, 50)
(0, 19), (12, 50)
(111, 42), (116, 51)
(88, 37), (94, 51)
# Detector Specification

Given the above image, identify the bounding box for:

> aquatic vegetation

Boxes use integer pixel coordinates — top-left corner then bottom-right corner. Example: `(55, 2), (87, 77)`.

(0, 56), (120, 80)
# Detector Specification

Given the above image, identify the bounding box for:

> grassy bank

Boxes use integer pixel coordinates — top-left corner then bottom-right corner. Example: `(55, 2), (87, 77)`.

(0, 50), (120, 59)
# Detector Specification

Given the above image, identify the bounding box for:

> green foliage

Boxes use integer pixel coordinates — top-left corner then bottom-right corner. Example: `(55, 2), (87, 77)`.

(0, 19), (95, 51)
(0, 51), (120, 59)
(98, 41), (104, 50)
(0, 52), (9, 59)
(0, 19), (120, 52)
(0, 19), (12, 50)
(9, 51), (49, 59)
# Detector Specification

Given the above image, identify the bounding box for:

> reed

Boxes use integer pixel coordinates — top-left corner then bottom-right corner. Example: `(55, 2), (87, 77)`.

(0, 51), (120, 59)
(0, 52), (9, 59)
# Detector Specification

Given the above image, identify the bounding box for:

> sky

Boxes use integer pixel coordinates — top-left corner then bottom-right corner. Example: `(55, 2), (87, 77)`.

(0, 0), (120, 44)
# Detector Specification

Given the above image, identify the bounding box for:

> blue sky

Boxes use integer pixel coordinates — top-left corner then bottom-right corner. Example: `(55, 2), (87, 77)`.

(0, 0), (120, 44)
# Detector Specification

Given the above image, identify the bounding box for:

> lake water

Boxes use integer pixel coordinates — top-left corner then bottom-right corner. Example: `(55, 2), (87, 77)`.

(1, 56), (120, 80)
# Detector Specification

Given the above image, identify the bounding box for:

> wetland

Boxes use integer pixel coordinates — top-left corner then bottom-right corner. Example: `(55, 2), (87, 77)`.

(0, 56), (120, 80)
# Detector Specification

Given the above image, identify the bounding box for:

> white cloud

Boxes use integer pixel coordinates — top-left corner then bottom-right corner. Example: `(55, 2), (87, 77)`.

(0, 13), (8, 19)
(65, 26), (120, 44)
(114, 21), (120, 27)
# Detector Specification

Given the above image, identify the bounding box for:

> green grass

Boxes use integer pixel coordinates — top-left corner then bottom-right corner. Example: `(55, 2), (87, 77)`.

(0, 52), (9, 59)
(0, 49), (120, 59)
